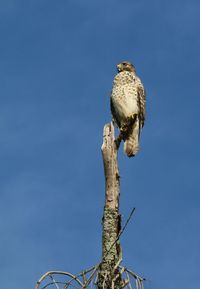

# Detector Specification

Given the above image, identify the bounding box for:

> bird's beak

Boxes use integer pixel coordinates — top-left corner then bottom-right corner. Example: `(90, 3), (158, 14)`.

(117, 63), (123, 72)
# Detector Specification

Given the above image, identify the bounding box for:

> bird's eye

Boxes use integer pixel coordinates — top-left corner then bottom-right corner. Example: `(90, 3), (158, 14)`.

(122, 62), (127, 66)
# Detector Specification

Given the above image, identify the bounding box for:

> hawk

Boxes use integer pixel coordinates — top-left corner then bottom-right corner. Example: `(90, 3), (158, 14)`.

(111, 61), (146, 157)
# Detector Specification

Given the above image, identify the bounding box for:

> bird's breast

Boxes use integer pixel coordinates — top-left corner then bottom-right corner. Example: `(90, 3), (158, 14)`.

(111, 83), (139, 120)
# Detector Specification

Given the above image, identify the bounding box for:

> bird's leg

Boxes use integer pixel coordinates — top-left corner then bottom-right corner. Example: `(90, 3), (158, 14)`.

(115, 124), (130, 149)
(115, 114), (138, 149)
(127, 113), (137, 125)
(115, 131), (124, 149)
(115, 124), (127, 149)
(121, 114), (137, 137)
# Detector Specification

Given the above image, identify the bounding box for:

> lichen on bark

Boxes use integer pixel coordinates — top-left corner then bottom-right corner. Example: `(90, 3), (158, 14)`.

(97, 123), (123, 289)
(97, 207), (122, 289)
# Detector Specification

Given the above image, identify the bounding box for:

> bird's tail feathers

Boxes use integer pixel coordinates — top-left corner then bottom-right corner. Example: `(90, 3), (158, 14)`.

(124, 127), (139, 157)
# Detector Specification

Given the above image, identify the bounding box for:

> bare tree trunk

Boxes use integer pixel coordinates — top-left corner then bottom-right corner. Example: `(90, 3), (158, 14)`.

(35, 122), (145, 289)
(97, 122), (122, 289)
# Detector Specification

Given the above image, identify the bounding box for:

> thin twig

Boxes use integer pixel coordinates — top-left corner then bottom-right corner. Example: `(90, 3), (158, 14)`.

(82, 265), (99, 289)
(124, 267), (144, 282)
(125, 271), (132, 289)
(79, 266), (98, 276)
(113, 256), (122, 272)
(121, 279), (129, 289)
(81, 271), (87, 286)
(105, 207), (136, 256)
(49, 275), (60, 289)
(118, 208), (136, 241)
(102, 272), (107, 289)
(136, 278), (139, 289)
(63, 267), (98, 289)
(63, 278), (82, 289)
(35, 271), (83, 289)
(94, 271), (98, 286)
(119, 266), (125, 276)
(41, 282), (66, 289)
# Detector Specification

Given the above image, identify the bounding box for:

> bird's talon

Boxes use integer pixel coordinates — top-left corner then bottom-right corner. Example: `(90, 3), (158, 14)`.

(128, 114), (137, 121)
(120, 126), (126, 133)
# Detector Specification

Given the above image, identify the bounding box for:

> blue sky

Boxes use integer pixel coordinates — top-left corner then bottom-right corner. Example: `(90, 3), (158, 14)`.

(0, 0), (200, 288)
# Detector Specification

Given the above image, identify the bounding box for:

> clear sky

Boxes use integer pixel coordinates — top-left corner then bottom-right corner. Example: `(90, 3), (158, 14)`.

(0, 1), (200, 288)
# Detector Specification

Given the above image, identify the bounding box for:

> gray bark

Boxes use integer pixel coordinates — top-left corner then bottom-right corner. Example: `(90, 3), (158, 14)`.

(97, 123), (122, 289)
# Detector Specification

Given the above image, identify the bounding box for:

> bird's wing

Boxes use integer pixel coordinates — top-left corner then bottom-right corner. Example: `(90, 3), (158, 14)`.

(136, 77), (146, 128)
(110, 96), (121, 128)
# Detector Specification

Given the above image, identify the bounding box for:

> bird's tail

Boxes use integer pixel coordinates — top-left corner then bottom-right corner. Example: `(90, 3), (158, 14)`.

(124, 126), (139, 157)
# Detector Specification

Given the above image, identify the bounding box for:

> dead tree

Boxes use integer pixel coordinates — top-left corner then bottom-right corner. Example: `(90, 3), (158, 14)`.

(97, 122), (122, 289)
(35, 122), (144, 289)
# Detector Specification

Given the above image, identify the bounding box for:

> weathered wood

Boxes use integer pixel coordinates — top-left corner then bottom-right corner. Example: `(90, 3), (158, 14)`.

(97, 122), (122, 289)
(101, 122), (120, 209)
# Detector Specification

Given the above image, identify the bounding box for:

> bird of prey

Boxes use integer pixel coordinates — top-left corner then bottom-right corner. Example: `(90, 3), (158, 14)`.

(111, 61), (146, 157)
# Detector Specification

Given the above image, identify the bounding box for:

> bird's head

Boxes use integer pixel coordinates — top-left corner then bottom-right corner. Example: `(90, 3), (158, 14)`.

(116, 61), (136, 73)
